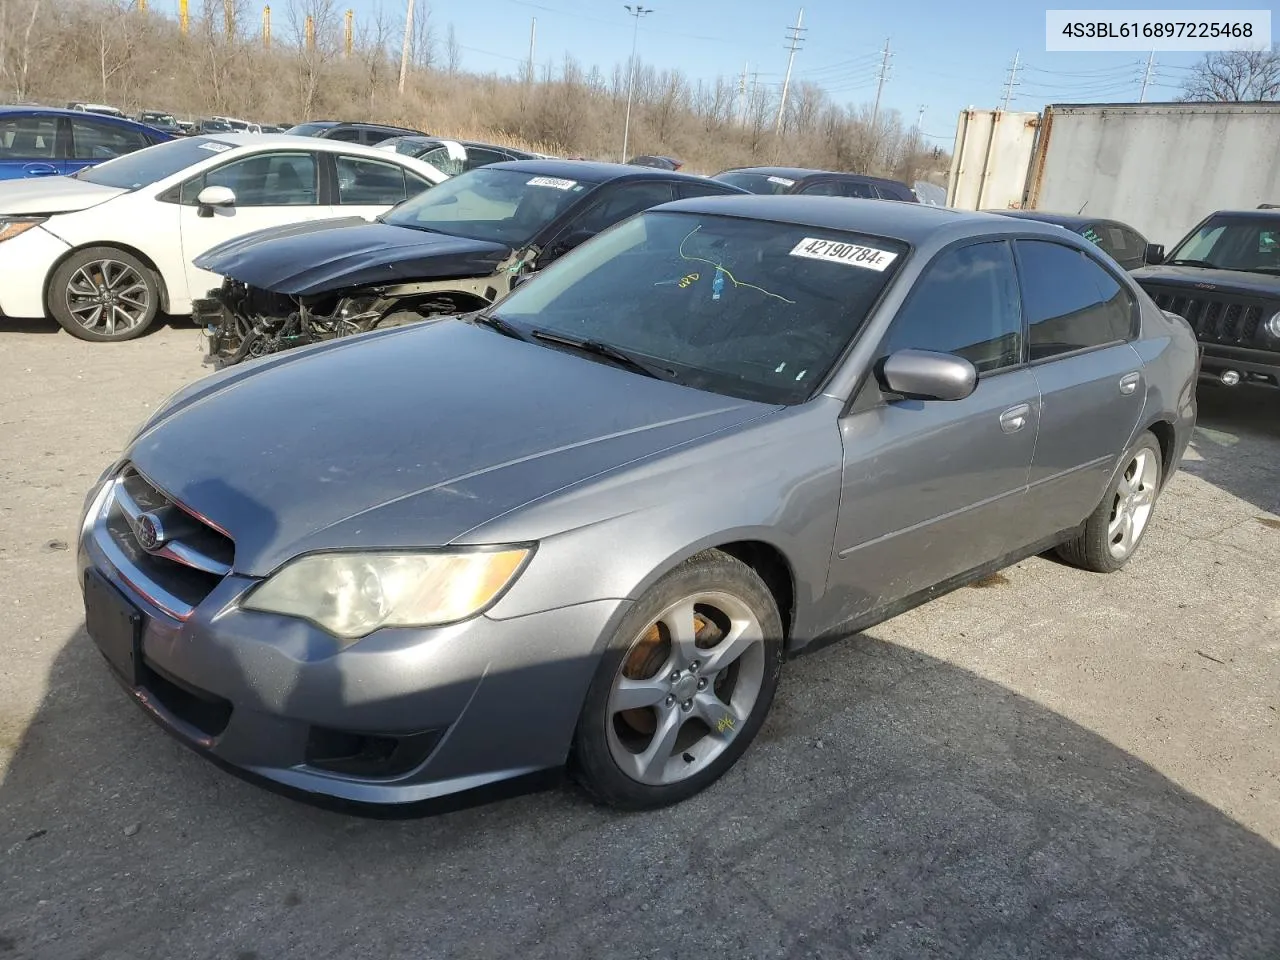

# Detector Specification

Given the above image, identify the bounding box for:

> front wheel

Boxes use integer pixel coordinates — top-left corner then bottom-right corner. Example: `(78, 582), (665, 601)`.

(48, 247), (161, 342)
(571, 550), (783, 810)
(1056, 431), (1163, 573)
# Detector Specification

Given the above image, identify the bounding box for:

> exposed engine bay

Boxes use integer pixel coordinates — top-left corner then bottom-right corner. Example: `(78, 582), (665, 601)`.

(194, 274), (508, 368)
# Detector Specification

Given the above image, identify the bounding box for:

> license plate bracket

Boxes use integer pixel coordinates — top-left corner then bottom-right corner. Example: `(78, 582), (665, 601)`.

(84, 569), (145, 686)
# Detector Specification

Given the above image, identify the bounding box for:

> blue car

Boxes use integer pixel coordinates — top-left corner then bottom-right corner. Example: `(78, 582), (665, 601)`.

(0, 106), (173, 180)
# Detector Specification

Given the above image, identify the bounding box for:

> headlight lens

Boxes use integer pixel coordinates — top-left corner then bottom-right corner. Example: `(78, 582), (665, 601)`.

(0, 217), (46, 243)
(1265, 310), (1280, 339)
(243, 548), (531, 640)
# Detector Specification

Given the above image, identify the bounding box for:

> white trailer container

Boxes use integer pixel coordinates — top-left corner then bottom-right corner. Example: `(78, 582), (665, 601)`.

(1022, 102), (1280, 248)
(945, 109), (1039, 210)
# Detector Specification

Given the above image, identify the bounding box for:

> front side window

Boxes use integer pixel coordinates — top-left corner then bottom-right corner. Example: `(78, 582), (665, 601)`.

(335, 155), (410, 205)
(417, 145), (465, 176)
(70, 119), (149, 160)
(180, 151), (318, 205)
(798, 180), (843, 197)
(1017, 240), (1133, 359)
(0, 116), (58, 159)
(878, 241), (1022, 374)
(1166, 215), (1280, 275)
(490, 211), (908, 404)
(382, 167), (598, 245)
(326, 127), (364, 143)
(566, 182), (676, 236)
(841, 181), (876, 199)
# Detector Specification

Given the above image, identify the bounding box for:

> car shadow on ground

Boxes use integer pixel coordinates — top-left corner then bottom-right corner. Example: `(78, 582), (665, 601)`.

(1182, 384), (1280, 518)
(1, 313), (193, 338)
(2, 623), (1277, 959)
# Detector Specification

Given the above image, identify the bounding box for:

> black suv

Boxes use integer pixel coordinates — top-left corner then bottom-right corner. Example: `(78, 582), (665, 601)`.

(285, 120), (428, 146)
(1134, 208), (1280, 389)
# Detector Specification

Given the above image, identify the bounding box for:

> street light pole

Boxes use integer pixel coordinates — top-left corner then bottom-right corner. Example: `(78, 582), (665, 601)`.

(621, 5), (652, 163)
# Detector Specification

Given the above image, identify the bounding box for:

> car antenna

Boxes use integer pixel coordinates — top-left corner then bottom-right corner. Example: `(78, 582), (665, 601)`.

(1077, 200), (1088, 215)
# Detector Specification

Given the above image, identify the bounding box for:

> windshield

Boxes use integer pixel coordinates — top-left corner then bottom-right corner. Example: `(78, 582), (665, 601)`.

(75, 137), (233, 189)
(142, 114), (178, 128)
(714, 171), (797, 195)
(382, 167), (596, 245)
(286, 122), (332, 136)
(1167, 215), (1280, 274)
(489, 211), (908, 404)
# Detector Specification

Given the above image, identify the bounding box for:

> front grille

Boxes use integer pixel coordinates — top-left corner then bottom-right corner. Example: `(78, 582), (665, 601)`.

(1146, 287), (1272, 349)
(100, 466), (235, 617)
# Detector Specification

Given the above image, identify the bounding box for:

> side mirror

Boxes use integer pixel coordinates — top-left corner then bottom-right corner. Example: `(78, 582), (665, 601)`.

(1144, 243), (1165, 265)
(879, 349), (977, 401)
(550, 229), (593, 259)
(196, 185), (236, 218)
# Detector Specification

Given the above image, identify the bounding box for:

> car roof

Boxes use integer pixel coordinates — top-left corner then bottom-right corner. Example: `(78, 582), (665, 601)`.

(987, 210), (1096, 229)
(0, 105), (148, 125)
(196, 133), (436, 160)
(717, 166), (909, 188)
(653, 195), (1071, 245)
(484, 158), (736, 186)
(1203, 208), (1280, 219)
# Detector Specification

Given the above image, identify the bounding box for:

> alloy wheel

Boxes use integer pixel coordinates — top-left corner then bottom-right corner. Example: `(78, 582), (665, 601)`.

(606, 591), (766, 786)
(65, 259), (152, 338)
(1108, 448), (1158, 559)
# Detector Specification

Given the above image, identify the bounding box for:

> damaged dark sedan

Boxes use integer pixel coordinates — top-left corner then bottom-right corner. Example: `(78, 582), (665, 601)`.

(192, 159), (744, 365)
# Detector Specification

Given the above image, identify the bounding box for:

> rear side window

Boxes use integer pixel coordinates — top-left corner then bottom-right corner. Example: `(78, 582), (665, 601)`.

(676, 180), (735, 200)
(841, 180), (876, 199)
(464, 147), (509, 170)
(798, 180), (843, 197)
(879, 240), (1023, 375)
(70, 118), (148, 160)
(0, 115), (58, 159)
(335, 155), (410, 204)
(570, 182), (676, 234)
(1016, 240), (1134, 359)
(326, 127), (365, 143)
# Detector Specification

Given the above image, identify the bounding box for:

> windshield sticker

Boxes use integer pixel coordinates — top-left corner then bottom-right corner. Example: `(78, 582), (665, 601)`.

(1082, 228), (1101, 245)
(527, 176), (577, 190)
(198, 142), (232, 153)
(789, 237), (898, 271)
(767, 176), (796, 187)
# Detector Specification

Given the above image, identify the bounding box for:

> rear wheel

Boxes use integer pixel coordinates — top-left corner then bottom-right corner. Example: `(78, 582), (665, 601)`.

(571, 550), (783, 809)
(48, 247), (160, 342)
(1056, 431), (1162, 573)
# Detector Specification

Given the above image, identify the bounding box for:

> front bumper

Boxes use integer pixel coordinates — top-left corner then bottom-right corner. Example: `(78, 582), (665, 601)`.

(1196, 344), (1280, 388)
(77, 476), (628, 807)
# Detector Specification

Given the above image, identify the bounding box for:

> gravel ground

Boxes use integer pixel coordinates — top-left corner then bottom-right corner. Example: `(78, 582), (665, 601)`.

(1, 320), (1277, 960)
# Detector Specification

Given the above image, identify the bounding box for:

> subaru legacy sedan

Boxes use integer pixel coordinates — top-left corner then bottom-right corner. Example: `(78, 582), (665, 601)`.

(78, 198), (1197, 811)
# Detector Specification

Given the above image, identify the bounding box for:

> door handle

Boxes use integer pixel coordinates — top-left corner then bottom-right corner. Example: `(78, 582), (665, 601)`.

(1119, 371), (1140, 396)
(999, 403), (1031, 434)
(24, 163), (57, 177)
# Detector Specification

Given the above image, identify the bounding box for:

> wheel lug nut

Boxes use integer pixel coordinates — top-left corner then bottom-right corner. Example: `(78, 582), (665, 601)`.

(670, 671), (680, 682)
(665, 695), (675, 707)
(681, 699), (692, 710)
(697, 678), (707, 689)
(689, 660), (700, 671)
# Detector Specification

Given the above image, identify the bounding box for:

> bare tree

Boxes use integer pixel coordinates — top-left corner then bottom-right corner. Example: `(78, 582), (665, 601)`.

(356, 8), (391, 110)
(0, 0), (45, 101)
(444, 22), (459, 75)
(288, 0), (339, 119)
(1181, 46), (1280, 101)
(410, 0), (434, 70)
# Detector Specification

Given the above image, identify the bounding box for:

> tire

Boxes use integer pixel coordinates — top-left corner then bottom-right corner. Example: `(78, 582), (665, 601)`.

(48, 246), (161, 342)
(1056, 431), (1163, 573)
(570, 549), (784, 810)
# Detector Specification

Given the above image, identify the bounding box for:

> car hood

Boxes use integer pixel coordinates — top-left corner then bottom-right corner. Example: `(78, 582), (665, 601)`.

(0, 176), (126, 215)
(126, 320), (774, 576)
(193, 219), (512, 296)
(1132, 265), (1280, 299)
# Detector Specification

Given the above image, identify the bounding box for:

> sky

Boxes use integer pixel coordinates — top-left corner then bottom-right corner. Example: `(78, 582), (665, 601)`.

(155, 0), (1230, 145)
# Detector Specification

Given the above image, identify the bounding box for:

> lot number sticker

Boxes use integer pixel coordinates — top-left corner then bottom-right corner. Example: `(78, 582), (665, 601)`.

(767, 176), (796, 187)
(527, 176), (577, 190)
(198, 142), (233, 153)
(789, 237), (898, 271)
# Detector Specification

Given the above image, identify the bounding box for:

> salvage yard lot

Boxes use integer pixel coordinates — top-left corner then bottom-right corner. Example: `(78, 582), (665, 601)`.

(1, 320), (1278, 959)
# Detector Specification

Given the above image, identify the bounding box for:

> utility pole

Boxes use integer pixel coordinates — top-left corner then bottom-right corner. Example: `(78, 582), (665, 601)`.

(774, 8), (806, 137)
(304, 13), (314, 49)
(398, 0), (415, 94)
(526, 17), (537, 84)
(915, 104), (925, 131)
(869, 37), (892, 132)
(620, 5), (653, 163)
(343, 9), (354, 57)
(223, 0), (236, 35)
(262, 4), (270, 48)
(1000, 50), (1020, 110)
(1139, 50), (1155, 102)
(738, 61), (749, 126)
(178, 0), (189, 34)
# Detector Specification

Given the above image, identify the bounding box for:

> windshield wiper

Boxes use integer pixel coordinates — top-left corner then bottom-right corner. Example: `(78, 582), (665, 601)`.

(529, 330), (677, 381)
(1165, 258), (1218, 268)
(469, 312), (530, 341)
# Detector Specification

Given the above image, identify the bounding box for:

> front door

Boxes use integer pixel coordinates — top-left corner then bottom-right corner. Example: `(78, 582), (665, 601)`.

(176, 150), (326, 307)
(827, 240), (1040, 624)
(1014, 239), (1147, 539)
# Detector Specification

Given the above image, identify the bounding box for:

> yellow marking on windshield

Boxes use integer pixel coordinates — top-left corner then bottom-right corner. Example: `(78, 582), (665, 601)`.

(678, 226), (796, 304)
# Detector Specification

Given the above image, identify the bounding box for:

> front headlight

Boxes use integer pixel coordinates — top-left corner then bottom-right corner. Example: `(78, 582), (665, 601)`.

(242, 548), (532, 641)
(1265, 310), (1280, 339)
(0, 217), (47, 243)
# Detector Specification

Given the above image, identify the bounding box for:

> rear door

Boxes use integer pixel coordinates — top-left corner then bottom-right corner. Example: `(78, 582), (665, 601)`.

(0, 113), (64, 179)
(66, 117), (151, 174)
(175, 149), (325, 304)
(1014, 238), (1146, 540)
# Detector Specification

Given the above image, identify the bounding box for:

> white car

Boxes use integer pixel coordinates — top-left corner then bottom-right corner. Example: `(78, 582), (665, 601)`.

(0, 133), (448, 341)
